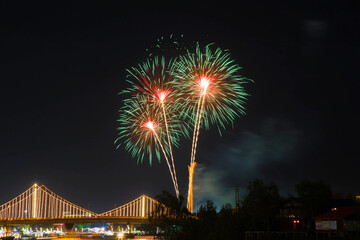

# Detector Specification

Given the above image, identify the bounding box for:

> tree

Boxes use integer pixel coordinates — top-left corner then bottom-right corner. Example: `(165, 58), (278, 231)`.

(295, 179), (332, 217)
(149, 190), (189, 240)
(155, 190), (186, 214)
(241, 178), (283, 231)
(198, 200), (217, 218)
(195, 200), (218, 239)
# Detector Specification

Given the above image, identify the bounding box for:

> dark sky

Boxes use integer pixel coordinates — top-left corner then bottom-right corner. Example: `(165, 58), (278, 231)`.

(0, 1), (359, 212)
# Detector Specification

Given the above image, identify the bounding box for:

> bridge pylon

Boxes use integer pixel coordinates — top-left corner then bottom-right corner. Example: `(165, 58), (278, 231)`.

(32, 183), (37, 218)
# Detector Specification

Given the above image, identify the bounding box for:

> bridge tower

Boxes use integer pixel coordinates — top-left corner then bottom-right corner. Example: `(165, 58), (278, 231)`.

(141, 195), (145, 217)
(32, 183), (38, 218)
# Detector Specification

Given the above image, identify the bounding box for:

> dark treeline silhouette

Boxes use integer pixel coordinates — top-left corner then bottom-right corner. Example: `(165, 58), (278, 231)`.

(144, 178), (360, 240)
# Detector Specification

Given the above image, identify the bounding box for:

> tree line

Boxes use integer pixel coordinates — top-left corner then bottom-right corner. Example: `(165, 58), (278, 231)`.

(144, 178), (359, 240)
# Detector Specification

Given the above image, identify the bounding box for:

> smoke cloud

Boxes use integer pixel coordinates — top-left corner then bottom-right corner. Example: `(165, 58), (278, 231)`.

(193, 118), (301, 209)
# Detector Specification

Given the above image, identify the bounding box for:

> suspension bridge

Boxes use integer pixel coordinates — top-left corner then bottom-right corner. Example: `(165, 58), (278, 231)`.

(0, 184), (167, 234)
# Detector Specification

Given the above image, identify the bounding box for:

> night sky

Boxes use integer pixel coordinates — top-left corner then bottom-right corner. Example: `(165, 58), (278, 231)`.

(1, 1), (359, 213)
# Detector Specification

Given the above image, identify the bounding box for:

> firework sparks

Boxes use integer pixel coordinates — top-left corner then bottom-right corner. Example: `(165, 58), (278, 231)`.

(173, 43), (251, 211)
(116, 42), (251, 210)
(144, 120), (155, 131)
(144, 119), (179, 199)
(118, 57), (188, 199)
(116, 98), (180, 198)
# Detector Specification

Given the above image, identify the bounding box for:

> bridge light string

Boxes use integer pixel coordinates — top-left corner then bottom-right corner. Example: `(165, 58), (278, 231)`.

(0, 184), (35, 219)
(0, 185), (163, 219)
(0, 184), (98, 219)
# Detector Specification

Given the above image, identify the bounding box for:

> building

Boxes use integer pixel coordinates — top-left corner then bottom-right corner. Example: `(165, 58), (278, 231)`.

(278, 198), (306, 231)
(314, 206), (354, 232)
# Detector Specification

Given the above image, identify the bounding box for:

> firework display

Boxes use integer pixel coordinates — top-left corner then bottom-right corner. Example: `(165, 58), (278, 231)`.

(172, 43), (250, 211)
(117, 56), (189, 199)
(116, 41), (250, 211)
